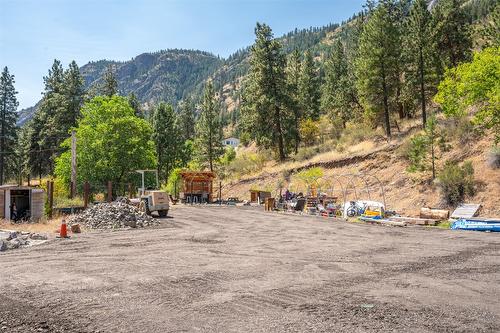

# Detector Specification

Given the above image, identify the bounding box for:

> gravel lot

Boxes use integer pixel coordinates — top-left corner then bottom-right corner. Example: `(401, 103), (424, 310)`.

(1, 205), (499, 332)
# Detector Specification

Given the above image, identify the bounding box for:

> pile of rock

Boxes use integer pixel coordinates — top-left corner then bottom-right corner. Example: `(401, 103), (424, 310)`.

(66, 202), (159, 230)
(0, 230), (48, 252)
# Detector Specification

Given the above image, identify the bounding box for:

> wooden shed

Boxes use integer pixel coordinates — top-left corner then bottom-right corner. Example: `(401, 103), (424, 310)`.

(249, 190), (271, 203)
(0, 185), (45, 221)
(180, 171), (216, 203)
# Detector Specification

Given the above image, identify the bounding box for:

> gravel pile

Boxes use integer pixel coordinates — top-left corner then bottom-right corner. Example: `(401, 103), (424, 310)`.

(67, 202), (159, 230)
(0, 231), (48, 253)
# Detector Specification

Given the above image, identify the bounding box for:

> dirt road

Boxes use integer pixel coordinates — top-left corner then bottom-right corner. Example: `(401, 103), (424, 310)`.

(1, 206), (499, 332)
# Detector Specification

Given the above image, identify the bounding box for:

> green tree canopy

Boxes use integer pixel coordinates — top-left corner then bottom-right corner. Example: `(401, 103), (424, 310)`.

(151, 102), (183, 183)
(298, 50), (321, 121)
(434, 46), (500, 143)
(194, 81), (224, 171)
(241, 22), (289, 160)
(55, 96), (156, 188)
(0, 67), (19, 184)
(356, 1), (401, 138)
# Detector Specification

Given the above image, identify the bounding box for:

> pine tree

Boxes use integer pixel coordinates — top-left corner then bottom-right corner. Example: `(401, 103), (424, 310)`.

(178, 97), (196, 142)
(322, 39), (359, 128)
(102, 65), (118, 97)
(431, 0), (472, 71)
(298, 50), (321, 121)
(151, 103), (182, 183)
(58, 60), (84, 131)
(0, 67), (19, 184)
(128, 92), (142, 118)
(356, 1), (401, 138)
(404, 0), (435, 127)
(478, 2), (499, 47)
(240, 23), (289, 160)
(285, 49), (302, 153)
(194, 81), (224, 171)
(37, 59), (65, 175)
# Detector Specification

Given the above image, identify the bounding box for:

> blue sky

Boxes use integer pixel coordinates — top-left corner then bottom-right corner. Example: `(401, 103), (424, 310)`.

(0, 0), (365, 109)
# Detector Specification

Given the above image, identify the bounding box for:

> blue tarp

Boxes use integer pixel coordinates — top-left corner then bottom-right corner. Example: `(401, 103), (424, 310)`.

(451, 218), (500, 232)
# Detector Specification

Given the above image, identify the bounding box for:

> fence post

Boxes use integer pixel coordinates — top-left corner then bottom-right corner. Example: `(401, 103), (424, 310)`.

(107, 181), (113, 202)
(83, 181), (90, 208)
(47, 180), (54, 219)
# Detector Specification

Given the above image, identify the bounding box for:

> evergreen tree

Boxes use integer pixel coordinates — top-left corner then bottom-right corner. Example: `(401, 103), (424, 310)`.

(102, 65), (118, 97)
(37, 59), (65, 175)
(285, 49), (302, 153)
(431, 0), (472, 71)
(478, 2), (499, 47)
(0, 67), (19, 184)
(194, 81), (224, 171)
(356, 1), (401, 138)
(151, 103), (182, 182)
(298, 50), (321, 120)
(404, 0), (435, 127)
(57, 60), (84, 132)
(128, 92), (143, 118)
(178, 97), (196, 142)
(322, 39), (359, 128)
(240, 23), (289, 160)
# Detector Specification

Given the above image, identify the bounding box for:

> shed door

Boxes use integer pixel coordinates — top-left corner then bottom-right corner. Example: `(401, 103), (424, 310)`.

(0, 190), (4, 219)
(31, 189), (45, 221)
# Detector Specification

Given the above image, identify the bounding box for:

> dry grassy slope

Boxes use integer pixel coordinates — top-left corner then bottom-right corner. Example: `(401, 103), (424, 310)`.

(223, 131), (500, 218)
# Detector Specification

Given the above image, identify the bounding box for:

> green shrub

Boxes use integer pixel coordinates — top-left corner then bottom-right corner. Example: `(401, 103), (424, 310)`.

(407, 134), (428, 172)
(165, 168), (182, 197)
(437, 161), (476, 206)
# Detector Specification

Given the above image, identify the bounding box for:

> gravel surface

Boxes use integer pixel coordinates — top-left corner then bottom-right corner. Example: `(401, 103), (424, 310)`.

(0, 205), (499, 332)
(66, 202), (158, 230)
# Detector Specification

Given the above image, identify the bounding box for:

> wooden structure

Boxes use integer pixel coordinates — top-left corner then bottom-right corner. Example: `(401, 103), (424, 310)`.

(0, 185), (45, 221)
(249, 190), (271, 203)
(180, 171), (216, 203)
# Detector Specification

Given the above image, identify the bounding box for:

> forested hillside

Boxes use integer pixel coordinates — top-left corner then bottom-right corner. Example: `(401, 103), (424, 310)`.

(1, 0), (498, 207)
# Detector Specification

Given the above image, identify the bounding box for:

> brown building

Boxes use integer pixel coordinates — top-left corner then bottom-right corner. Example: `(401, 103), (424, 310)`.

(0, 185), (45, 221)
(180, 171), (216, 203)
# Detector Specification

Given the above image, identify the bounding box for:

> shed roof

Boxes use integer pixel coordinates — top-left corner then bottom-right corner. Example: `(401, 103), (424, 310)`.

(0, 184), (42, 190)
(180, 171), (216, 180)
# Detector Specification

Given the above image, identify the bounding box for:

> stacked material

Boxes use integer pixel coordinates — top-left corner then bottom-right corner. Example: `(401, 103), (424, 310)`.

(67, 202), (159, 230)
(0, 230), (48, 252)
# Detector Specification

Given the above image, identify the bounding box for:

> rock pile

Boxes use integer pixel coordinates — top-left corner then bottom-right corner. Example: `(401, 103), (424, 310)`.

(0, 230), (48, 252)
(67, 202), (159, 230)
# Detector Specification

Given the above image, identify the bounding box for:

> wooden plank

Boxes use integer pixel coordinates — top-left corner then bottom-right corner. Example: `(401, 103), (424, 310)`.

(451, 204), (481, 219)
(390, 216), (439, 226)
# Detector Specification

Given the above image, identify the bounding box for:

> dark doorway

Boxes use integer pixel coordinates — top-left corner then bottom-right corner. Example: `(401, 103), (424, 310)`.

(10, 189), (30, 221)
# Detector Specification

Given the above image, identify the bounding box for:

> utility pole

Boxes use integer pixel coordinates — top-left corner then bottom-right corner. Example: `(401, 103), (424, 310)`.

(70, 130), (77, 198)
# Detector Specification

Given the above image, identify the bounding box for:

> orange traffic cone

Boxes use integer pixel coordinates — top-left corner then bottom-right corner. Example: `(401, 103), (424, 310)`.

(59, 219), (68, 238)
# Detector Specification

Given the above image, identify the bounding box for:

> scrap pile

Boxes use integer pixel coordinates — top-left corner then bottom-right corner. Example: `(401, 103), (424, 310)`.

(67, 202), (159, 230)
(0, 230), (48, 252)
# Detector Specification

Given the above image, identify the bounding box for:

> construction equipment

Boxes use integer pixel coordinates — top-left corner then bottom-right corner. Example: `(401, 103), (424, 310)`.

(135, 170), (169, 217)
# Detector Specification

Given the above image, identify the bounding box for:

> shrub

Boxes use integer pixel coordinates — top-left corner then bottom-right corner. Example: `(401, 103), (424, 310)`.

(239, 132), (251, 147)
(165, 168), (182, 197)
(295, 167), (324, 186)
(437, 161), (476, 206)
(487, 146), (500, 169)
(299, 119), (320, 146)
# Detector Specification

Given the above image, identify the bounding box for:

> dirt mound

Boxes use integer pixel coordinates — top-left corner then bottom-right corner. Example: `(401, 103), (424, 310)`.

(67, 202), (159, 230)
